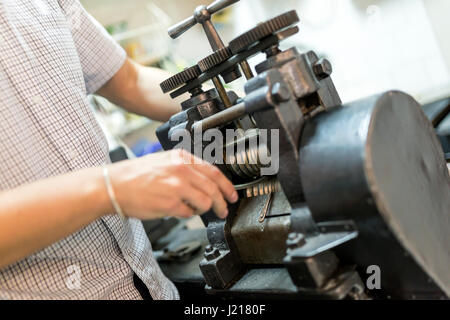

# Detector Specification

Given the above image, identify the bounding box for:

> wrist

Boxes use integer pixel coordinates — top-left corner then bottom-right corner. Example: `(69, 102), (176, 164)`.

(102, 165), (126, 218)
(84, 166), (115, 218)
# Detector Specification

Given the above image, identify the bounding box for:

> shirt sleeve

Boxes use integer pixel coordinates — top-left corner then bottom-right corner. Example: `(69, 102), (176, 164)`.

(58, 0), (126, 94)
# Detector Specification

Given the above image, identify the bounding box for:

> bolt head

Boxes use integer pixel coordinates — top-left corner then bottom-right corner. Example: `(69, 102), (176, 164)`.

(286, 232), (306, 249)
(313, 58), (332, 79)
(288, 232), (297, 240)
(271, 82), (290, 103)
(204, 245), (220, 261)
(194, 5), (210, 23)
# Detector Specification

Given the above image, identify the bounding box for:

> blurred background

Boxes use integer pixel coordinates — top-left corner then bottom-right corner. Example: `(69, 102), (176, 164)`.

(81, 0), (450, 157)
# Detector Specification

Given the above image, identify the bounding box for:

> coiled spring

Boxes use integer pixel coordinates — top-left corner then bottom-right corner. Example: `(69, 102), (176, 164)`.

(224, 129), (271, 179)
(225, 143), (264, 178)
(235, 177), (281, 198)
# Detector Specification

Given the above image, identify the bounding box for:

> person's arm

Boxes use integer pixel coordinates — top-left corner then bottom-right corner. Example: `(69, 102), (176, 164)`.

(58, 1), (181, 122)
(96, 58), (187, 122)
(0, 150), (238, 269)
(0, 167), (109, 269)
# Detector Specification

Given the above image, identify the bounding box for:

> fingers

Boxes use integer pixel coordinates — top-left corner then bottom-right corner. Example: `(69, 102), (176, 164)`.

(119, 150), (237, 220)
(168, 171), (226, 218)
(177, 185), (214, 215)
(157, 195), (195, 218)
(193, 163), (238, 204)
(185, 167), (229, 218)
(170, 149), (238, 204)
(158, 149), (239, 219)
(170, 201), (195, 218)
(161, 174), (214, 217)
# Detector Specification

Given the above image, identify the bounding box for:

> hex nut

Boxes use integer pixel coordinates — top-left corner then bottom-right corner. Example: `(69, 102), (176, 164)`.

(313, 58), (332, 79)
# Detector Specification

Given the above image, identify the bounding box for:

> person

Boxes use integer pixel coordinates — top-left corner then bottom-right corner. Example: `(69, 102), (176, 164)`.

(0, 0), (238, 300)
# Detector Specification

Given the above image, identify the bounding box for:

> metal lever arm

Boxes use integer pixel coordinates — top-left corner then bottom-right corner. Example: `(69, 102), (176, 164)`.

(168, 16), (196, 39)
(208, 0), (239, 14)
(168, 0), (239, 49)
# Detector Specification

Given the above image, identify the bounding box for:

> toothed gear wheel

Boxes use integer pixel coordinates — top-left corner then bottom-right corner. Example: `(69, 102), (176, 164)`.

(229, 11), (299, 54)
(198, 47), (232, 72)
(160, 65), (201, 93)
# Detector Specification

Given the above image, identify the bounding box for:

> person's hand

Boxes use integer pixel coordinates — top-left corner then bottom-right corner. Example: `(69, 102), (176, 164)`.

(107, 149), (238, 220)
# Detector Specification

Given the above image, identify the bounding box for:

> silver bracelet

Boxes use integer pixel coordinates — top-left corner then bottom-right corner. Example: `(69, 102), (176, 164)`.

(102, 165), (126, 218)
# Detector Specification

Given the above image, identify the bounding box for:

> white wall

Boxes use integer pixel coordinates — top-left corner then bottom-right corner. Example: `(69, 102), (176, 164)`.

(81, 0), (450, 104)
(422, 0), (450, 101)
(233, 0), (450, 104)
(80, 0), (218, 65)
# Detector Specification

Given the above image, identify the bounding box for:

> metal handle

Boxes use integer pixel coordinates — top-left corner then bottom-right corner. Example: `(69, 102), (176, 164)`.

(168, 0), (239, 39)
(207, 0), (239, 14)
(168, 16), (196, 39)
(191, 101), (246, 132)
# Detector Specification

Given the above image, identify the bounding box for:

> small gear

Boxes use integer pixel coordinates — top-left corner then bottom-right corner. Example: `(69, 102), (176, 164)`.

(198, 47), (232, 72)
(229, 11), (299, 54)
(160, 65), (201, 93)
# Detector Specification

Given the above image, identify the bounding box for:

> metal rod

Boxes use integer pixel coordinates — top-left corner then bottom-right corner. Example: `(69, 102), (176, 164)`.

(212, 76), (232, 108)
(207, 0), (239, 14)
(202, 19), (225, 52)
(239, 60), (254, 80)
(168, 16), (196, 39)
(191, 101), (246, 132)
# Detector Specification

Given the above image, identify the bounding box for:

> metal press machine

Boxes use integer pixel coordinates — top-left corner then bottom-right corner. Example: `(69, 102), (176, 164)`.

(152, 0), (450, 300)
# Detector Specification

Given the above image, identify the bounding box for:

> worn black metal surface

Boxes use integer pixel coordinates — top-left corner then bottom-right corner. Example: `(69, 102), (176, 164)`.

(245, 69), (305, 204)
(231, 191), (291, 264)
(205, 266), (364, 300)
(299, 91), (450, 298)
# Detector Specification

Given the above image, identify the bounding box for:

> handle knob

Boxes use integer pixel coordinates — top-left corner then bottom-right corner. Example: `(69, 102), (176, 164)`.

(168, 0), (239, 51)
